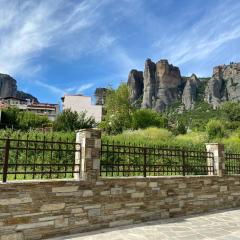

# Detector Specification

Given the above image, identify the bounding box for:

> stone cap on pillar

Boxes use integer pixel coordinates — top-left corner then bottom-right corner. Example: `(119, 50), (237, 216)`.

(205, 143), (223, 145)
(75, 128), (101, 133)
(76, 128), (101, 139)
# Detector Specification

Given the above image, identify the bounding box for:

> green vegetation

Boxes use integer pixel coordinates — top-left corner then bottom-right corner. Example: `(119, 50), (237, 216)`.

(1, 107), (96, 132)
(1, 107), (50, 130)
(0, 129), (75, 141)
(53, 109), (96, 132)
(100, 83), (240, 152)
(1, 82), (240, 155)
(100, 83), (133, 134)
(102, 127), (206, 149)
(103, 126), (240, 152)
(131, 109), (167, 129)
(206, 119), (226, 139)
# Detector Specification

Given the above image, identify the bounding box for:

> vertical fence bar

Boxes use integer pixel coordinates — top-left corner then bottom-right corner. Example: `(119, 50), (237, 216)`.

(2, 138), (10, 183)
(182, 149), (186, 176)
(143, 147), (147, 177)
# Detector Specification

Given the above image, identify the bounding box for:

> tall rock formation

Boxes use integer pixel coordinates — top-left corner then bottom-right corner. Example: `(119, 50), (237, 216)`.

(205, 62), (240, 108)
(154, 60), (182, 111)
(223, 63), (240, 101)
(0, 74), (17, 98)
(127, 69), (143, 106)
(141, 59), (182, 111)
(182, 74), (200, 110)
(141, 59), (156, 109)
(0, 73), (38, 102)
(95, 88), (108, 105)
(103, 58), (240, 113)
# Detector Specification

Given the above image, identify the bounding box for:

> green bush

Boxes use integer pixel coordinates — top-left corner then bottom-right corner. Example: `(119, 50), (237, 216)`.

(53, 109), (96, 132)
(131, 109), (167, 129)
(172, 121), (187, 135)
(17, 111), (50, 130)
(206, 119), (226, 139)
(1, 107), (20, 127)
(220, 101), (240, 122)
(1, 107), (50, 130)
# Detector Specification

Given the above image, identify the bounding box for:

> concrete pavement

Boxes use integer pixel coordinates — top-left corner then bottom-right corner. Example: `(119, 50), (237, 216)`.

(49, 208), (240, 240)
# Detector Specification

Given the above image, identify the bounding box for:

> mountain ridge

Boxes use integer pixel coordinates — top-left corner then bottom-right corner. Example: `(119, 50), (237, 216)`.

(127, 59), (240, 111)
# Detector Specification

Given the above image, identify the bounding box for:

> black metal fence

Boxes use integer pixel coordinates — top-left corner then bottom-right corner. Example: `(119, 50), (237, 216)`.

(225, 152), (240, 174)
(100, 142), (215, 177)
(0, 137), (81, 182)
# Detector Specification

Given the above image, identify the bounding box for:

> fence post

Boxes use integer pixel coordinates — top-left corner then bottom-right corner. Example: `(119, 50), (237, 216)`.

(205, 143), (225, 177)
(182, 150), (186, 176)
(2, 138), (10, 183)
(143, 148), (147, 177)
(75, 129), (101, 182)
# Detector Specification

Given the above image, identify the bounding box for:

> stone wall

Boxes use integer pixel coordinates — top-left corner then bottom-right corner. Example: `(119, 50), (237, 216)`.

(1, 176), (240, 240)
(1, 129), (240, 240)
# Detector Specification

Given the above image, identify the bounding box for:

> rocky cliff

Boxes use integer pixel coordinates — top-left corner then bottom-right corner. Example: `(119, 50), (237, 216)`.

(0, 73), (38, 102)
(205, 63), (240, 109)
(0, 74), (17, 98)
(182, 74), (200, 110)
(95, 88), (108, 105)
(128, 69), (143, 106)
(127, 59), (240, 112)
(128, 59), (183, 112)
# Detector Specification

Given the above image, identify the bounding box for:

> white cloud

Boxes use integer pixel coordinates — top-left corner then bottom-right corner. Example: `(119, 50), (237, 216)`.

(77, 83), (94, 93)
(0, 0), (114, 75)
(34, 80), (64, 95)
(33, 80), (95, 97)
(153, 1), (240, 66)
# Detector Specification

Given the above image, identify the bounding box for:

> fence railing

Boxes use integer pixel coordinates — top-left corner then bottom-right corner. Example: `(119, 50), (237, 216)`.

(0, 137), (81, 182)
(100, 142), (215, 177)
(225, 152), (240, 174)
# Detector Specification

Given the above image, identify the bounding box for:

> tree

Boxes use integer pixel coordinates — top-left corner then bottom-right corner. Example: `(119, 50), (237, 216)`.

(53, 109), (96, 132)
(100, 83), (133, 134)
(131, 109), (167, 129)
(1, 107), (20, 128)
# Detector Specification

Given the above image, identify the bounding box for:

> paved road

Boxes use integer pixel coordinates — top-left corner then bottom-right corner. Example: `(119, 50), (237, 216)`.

(50, 209), (240, 240)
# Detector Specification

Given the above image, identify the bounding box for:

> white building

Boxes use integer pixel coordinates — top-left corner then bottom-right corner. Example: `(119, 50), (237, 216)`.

(61, 94), (102, 122)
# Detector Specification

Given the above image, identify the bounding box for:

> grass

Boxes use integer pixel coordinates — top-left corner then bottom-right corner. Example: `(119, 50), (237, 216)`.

(103, 127), (240, 152)
(103, 127), (206, 149)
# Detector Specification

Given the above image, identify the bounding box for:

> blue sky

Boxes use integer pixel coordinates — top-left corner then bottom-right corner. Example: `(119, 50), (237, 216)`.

(1, 0), (240, 104)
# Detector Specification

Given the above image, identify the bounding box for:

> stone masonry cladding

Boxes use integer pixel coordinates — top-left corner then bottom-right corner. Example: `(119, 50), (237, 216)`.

(0, 129), (240, 240)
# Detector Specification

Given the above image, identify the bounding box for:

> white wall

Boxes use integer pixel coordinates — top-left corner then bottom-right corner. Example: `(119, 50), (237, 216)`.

(62, 95), (102, 122)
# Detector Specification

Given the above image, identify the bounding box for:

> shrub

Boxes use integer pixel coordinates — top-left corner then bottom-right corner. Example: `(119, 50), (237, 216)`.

(17, 111), (50, 130)
(172, 121), (187, 135)
(206, 119), (226, 139)
(53, 109), (96, 132)
(131, 109), (167, 129)
(1, 107), (50, 130)
(220, 101), (240, 122)
(1, 107), (20, 128)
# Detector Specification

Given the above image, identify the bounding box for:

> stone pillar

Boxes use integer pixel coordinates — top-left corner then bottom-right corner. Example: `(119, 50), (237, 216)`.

(205, 143), (225, 177)
(75, 129), (101, 182)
